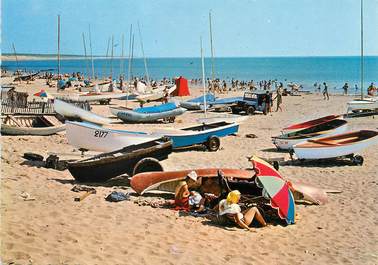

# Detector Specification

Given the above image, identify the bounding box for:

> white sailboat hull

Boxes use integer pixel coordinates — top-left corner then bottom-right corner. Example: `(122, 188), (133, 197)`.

(54, 99), (113, 125)
(347, 98), (378, 112)
(65, 121), (161, 152)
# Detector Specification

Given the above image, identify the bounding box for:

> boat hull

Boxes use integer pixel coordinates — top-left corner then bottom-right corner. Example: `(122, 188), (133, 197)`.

(67, 139), (172, 182)
(272, 120), (348, 150)
(153, 122), (239, 148)
(282, 115), (341, 134)
(110, 106), (186, 122)
(1, 124), (65, 136)
(65, 121), (161, 152)
(54, 99), (113, 125)
(131, 168), (253, 194)
(347, 98), (378, 112)
(293, 131), (378, 159)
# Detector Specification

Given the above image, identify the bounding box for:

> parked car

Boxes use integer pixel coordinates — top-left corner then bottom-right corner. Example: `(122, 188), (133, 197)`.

(231, 91), (272, 115)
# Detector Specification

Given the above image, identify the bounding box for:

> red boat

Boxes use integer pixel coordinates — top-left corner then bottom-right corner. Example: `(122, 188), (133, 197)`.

(282, 114), (341, 134)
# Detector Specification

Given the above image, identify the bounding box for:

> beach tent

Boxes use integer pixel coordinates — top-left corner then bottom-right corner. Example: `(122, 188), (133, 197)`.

(173, 76), (190, 96)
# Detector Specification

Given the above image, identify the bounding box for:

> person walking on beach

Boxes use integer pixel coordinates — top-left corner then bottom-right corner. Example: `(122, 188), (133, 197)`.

(342, 82), (348, 95)
(274, 83), (283, 112)
(322, 82), (329, 100)
(355, 84), (358, 95)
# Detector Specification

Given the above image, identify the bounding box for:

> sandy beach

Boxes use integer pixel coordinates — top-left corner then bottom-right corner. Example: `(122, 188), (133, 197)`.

(1, 77), (377, 265)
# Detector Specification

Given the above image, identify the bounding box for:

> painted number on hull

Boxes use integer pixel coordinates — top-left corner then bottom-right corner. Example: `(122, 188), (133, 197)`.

(94, 130), (108, 138)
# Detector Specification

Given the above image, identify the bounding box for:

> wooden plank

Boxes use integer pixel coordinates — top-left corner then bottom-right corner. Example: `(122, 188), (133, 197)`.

(43, 115), (61, 126)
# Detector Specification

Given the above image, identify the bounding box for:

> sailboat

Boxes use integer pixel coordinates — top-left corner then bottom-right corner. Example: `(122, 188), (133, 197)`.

(346, 0), (378, 114)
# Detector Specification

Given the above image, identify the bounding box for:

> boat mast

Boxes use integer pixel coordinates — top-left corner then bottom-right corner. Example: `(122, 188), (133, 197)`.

(103, 37), (110, 79)
(360, 0), (364, 100)
(131, 34), (135, 81)
(137, 21), (150, 87)
(82, 32), (89, 80)
(110, 35), (114, 80)
(120, 33), (125, 80)
(12, 43), (21, 82)
(57, 15), (61, 80)
(127, 24), (133, 89)
(88, 24), (95, 80)
(209, 11), (215, 94)
(201, 36), (207, 117)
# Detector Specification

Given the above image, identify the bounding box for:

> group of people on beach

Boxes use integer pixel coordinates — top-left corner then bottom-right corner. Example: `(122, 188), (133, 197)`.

(158, 171), (268, 231)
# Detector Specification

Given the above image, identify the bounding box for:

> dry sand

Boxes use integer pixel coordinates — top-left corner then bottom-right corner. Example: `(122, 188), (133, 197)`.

(1, 78), (378, 264)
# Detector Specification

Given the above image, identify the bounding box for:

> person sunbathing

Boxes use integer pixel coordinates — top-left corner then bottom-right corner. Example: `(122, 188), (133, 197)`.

(217, 190), (266, 230)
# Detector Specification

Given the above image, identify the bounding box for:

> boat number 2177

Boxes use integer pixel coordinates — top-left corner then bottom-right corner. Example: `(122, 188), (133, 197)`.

(94, 130), (108, 138)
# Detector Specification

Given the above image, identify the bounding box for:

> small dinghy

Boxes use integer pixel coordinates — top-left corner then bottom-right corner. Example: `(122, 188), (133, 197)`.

(67, 138), (172, 182)
(282, 115), (342, 134)
(110, 102), (186, 123)
(54, 99), (113, 125)
(347, 97), (378, 113)
(1, 114), (65, 136)
(180, 93), (216, 110)
(65, 121), (162, 152)
(272, 119), (348, 150)
(153, 121), (239, 151)
(136, 85), (176, 103)
(292, 130), (378, 164)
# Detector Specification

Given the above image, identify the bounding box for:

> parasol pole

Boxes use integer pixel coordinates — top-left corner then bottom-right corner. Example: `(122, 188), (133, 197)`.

(201, 36), (207, 117)
(57, 15), (61, 80)
(137, 21), (150, 87)
(88, 24), (95, 81)
(360, 0), (364, 100)
(82, 32), (89, 80)
(209, 10), (215, 95)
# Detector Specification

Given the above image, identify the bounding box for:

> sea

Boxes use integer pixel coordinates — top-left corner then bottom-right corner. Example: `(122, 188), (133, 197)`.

(2, 56), (377, 94)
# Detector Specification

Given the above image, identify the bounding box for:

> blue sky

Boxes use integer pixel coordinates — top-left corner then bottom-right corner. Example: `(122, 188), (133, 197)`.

(2, 0), (378, 57)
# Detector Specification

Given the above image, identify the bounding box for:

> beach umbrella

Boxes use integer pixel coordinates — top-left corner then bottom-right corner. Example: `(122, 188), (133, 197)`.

(33, 89), (48, 98)
(251, 156), (295, 224)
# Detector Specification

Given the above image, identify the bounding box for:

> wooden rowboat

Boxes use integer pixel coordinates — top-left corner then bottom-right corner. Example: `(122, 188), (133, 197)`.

(282, 115), (342, 134)
(1, 114), (65, 136)
(293, 130), (378, 161)
(272, 119), (348, 150)
(67, 138), (172, 182)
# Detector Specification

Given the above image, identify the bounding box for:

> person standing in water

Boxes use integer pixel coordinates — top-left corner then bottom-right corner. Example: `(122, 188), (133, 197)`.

(323, 82), (329, 100)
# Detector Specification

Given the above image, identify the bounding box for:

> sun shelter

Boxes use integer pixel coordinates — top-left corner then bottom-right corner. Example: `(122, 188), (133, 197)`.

(173, 76), (190, 96)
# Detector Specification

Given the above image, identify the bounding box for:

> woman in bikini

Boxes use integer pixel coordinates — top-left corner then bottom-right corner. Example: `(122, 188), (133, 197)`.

(218, 190), (266, 230)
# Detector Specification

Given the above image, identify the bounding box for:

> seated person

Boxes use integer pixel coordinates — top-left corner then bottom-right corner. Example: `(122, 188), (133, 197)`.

(217, 190), (266, 230)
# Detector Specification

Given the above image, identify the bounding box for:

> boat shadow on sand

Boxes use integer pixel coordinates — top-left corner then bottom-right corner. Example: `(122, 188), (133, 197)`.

(280, 159), (359, 168)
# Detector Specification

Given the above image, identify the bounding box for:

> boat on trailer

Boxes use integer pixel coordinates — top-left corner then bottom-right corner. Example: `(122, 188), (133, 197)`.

(152, 121), (239, 151)
(1, 114), (65, 136)
(292, 130), (378, 165)
(272, 119), (348, 150)
(110, 102), (186, 123)
(282, 114), (342, 134)
(67, 138), (172, 182)
(65, 121), (161, 152)
(346, 97), (378, 113)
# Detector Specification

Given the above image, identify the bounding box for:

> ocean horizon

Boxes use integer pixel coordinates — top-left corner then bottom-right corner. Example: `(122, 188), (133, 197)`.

(2, 56), (377, 93)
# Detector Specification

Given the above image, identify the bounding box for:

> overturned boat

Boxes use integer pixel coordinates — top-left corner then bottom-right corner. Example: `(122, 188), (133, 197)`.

(54, 99), (113, 125)
(180, 93), (216, 110)
(293, 130), (378, 164)
(67, 138), (172, 182)
(65, 121), (161, 152)
(272, 119), (348, 150)
(1, 114), (65, 136)
(110, 102), (186, 123)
